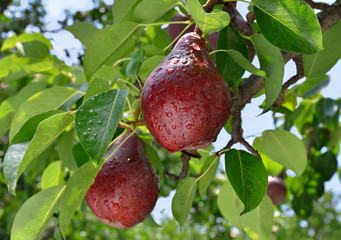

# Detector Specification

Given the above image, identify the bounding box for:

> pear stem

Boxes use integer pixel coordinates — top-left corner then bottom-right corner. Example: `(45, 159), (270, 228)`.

(194, 25), (202, 36)
(166, 151), (201, 182)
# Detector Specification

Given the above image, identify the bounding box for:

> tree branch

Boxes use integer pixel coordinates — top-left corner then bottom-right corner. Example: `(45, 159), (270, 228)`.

(203, 0), (225, 12)
(305, 0), (338, 12)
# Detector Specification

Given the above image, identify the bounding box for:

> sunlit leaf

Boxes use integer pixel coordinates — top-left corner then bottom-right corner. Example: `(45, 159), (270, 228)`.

(60, 162), (99, 238)
(41, 161), (65, 190)
(241, 195), (274, 240)
(188, 0), (230, 34)
(66, 22), (99, 47)
(4, 113), (74, 194)
(83, 22), (138, 79)
(251, 34), (284, 112)
(11, 185), (65, 240)
(133, 0), (178, 23)
(253, 130), (307, 176)
(198, 156), (219, 199)
(172, 177), (197, 227)
(9, 87), (80, 142)
(217, 180), (244, 229)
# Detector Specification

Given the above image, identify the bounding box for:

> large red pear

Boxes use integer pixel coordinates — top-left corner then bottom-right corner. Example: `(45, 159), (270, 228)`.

(85, 130), (159, 228)
(141, 32), (232, 152)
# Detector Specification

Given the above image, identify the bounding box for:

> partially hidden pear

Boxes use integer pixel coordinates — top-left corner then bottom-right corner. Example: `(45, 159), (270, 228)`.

(86, 130), (159, 228)
(141, 32), (232, 152)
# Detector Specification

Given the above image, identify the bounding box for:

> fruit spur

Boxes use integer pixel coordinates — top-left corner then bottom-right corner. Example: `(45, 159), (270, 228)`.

(141, 32), (232, 152)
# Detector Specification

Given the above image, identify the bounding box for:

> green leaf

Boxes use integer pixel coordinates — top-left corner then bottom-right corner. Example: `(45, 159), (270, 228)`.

(18, 41), (50, 59)
(216, 25), (250, 86)
(143, 215), (161, 228)
(227, 49), (266, 78)
(253, 130), (307, 176)
(145, 144), (164, 184)
(217, 180), (244, 229)
(253, 0), (322, 54)
(75, 89), (128, 162)
(0, 55), (54, 82)
(293, 191), (313, 218)
(198, 156), (219, 199)
(139, 55), (164, 82)
(83, 78), (111, 102)
(303, 22), (341, 79)
(57, 130), (78, 171)
(11, 110), (62, 144)
(4, 113), (74, 194)
(66, 22), (99, 47)
(225, 149), (268, 214)
(251, 34), (284, 112)
(3, 142), (30, 194)
(315, 98), (338, 125)
(41, 161), (65, 190)
(126, 47), (143, 77)
(241, 195), (274, 240)
(9, 87), (81, 142)
(1, 32), (52, 51)
(188, 0), (230, 34)
(60, 162), (99, 238)
(172, 177), (197, 227)
(326, 126), (341, 149)
(113, 0), (141, 23)
(313, 151), (338, 182)
(11, 185), (65, 240)
(90, 65), (123, 83)
(0, 82), (46, 137)
(133, 0), (178, 23)
(261, 154), (283, 177)
(72, 142), (91, 168)
(83, 22), (138, 79)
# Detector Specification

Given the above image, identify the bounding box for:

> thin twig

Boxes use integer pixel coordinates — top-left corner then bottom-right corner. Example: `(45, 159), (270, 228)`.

(165, 171), (178, 180)
(240, 139), (261, 158)
(165, 151), (200, 182)
(273, 56), (305, 108)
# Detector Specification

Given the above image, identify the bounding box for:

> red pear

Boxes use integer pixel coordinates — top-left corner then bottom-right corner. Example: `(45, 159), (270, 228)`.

(141, 32), (232, 152)
(85, 130), (159, 228)
(267, 176), (287, 205)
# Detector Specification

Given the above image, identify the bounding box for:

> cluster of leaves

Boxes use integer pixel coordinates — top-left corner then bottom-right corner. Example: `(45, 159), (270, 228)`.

(0, 0), (340, 239)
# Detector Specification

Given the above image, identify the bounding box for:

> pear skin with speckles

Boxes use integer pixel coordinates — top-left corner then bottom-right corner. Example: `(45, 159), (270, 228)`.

(141, 32), (232, 152)
(85, 130), (159, 228)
